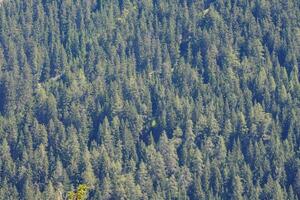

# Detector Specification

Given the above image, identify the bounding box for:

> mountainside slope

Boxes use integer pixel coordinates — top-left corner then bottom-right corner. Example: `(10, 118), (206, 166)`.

(0, 0), (299, 199)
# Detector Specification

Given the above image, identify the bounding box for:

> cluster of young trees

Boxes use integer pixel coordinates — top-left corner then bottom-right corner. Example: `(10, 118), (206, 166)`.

(0, 0), (299, 199)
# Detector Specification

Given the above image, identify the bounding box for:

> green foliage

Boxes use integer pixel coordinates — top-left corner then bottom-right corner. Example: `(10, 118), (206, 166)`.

(67, 184), (89, 200)
(0, 0), (299, 199)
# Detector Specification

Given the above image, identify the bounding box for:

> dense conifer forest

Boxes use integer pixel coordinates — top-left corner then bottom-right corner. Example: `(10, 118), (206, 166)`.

(0, 0), (299, 199)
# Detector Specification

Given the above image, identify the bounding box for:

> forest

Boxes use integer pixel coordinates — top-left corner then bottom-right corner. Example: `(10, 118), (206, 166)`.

(0, 0), (299, 199)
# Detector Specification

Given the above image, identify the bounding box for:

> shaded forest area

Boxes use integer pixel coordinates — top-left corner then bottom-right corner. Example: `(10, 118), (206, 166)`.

(0, 0), (299, 199)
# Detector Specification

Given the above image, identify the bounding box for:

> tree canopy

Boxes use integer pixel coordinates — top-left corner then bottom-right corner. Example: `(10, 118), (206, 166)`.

(0, 0), (299, 199)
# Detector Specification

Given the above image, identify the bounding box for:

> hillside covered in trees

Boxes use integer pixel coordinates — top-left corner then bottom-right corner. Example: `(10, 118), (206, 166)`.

(0, 0), (299, 199)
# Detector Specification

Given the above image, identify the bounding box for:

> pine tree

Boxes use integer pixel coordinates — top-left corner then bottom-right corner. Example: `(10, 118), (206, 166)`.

(232, 175), (244, 200)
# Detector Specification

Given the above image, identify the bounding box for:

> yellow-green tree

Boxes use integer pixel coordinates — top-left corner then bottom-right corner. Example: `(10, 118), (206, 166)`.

(67, 184), (89, 200)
